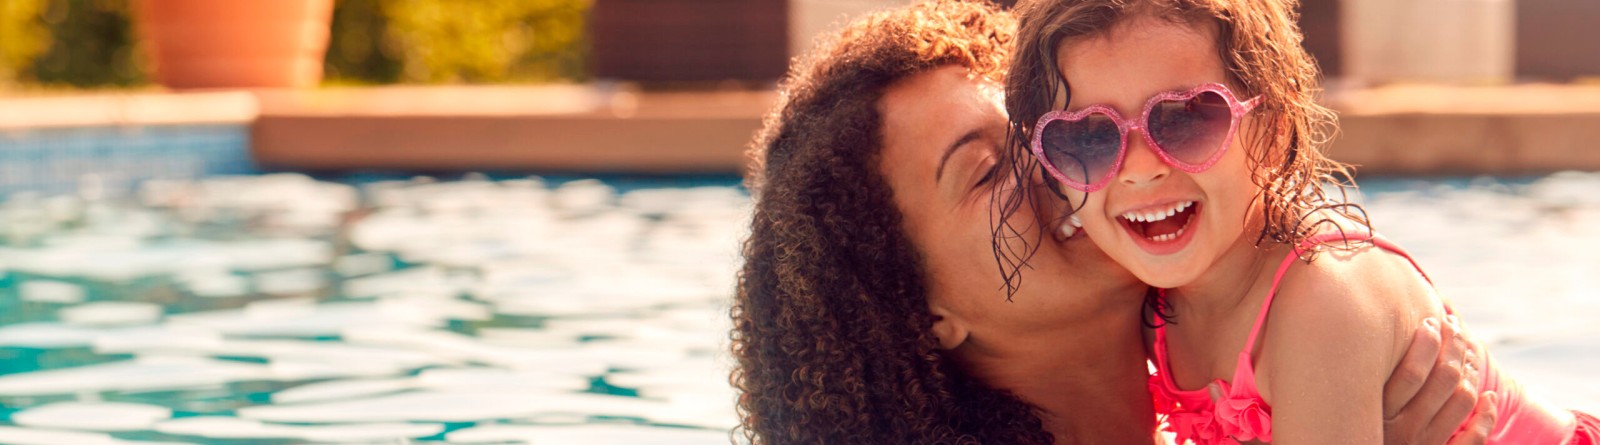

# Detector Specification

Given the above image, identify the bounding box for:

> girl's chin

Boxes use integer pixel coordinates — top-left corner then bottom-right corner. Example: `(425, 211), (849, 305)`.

(1130, 271), (1190, 289)
(1120, 249), (1207, 289)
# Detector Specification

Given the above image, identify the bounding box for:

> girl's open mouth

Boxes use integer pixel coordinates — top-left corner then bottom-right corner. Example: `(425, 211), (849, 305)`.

(1117, 200), (1200, 254)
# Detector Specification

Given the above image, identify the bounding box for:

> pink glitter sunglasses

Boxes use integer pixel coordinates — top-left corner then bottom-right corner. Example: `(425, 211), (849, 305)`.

(1029, 83), (1261, 193)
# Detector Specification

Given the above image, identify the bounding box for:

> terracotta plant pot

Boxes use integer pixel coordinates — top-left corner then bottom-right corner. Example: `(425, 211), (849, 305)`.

(135, 0), (334, 89)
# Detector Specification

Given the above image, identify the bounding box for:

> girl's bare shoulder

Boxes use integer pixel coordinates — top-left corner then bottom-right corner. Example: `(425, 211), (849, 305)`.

(1256, 237), (1445, 399)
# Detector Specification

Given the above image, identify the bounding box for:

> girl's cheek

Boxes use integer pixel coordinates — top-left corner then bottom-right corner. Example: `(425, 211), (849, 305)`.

(1077, 192), (1119, 241)
(1061, 185), (1089, 214)
(1082, 215), (1117, 243)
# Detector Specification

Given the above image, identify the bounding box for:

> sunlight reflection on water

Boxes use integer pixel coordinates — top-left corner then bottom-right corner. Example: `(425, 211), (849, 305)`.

(0, 171), (1594, 444)
(0, 174), (745, 444)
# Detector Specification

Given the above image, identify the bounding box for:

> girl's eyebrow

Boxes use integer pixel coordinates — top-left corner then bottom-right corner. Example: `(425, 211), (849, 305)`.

(935, 129), (985, 184)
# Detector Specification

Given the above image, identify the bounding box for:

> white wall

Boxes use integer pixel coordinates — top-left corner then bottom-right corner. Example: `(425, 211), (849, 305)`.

(1343, 0), (1515, 84)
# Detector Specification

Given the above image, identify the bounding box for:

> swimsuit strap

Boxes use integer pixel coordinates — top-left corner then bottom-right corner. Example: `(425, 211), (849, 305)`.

(1366, 235), (1434, 286)
(1363, 234), (1447, 315)
(1242, 231), (1436, 354)
(1242, 242), (1308, 354)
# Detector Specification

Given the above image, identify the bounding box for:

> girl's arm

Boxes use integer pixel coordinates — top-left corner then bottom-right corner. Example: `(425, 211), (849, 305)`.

(1257, 248), (1446, 444)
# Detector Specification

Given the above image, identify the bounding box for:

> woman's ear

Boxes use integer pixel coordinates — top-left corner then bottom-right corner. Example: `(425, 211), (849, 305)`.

(929, 306), (970, 350)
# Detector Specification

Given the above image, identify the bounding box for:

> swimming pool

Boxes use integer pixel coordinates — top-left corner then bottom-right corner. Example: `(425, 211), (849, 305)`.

(1355, 173), (1600, 413)
(0, 171), (1593, 444)
(0, 173), (748, 444)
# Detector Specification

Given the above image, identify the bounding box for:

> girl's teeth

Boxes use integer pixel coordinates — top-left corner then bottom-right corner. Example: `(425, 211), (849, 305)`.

(1146, 227), (1186, 243)
(1120, 201), (1195, 223)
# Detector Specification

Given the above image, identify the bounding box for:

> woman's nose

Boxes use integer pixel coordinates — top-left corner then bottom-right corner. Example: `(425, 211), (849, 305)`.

(1117, 130), (1169, 187)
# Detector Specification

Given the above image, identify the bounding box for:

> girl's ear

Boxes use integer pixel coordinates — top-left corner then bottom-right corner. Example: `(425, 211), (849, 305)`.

(929, 306), (971, 350)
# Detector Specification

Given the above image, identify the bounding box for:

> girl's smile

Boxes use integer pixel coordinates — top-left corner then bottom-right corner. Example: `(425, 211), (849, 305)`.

(1114, 198), (1201, 255)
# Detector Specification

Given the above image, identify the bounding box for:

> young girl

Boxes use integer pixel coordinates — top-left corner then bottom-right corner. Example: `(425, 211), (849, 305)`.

(1001, 0), (1600, 443)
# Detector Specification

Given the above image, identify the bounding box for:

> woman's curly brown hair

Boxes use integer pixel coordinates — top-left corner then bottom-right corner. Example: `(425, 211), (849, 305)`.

(731, 1), (1057, 444)
(995, 0), (1368, 321)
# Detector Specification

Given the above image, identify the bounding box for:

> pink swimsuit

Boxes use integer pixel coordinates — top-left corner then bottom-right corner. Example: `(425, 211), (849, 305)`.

(1148, 232), (1599, 444)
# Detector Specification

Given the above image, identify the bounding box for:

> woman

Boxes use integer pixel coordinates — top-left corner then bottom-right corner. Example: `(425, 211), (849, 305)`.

(730, 1), (1491, 443)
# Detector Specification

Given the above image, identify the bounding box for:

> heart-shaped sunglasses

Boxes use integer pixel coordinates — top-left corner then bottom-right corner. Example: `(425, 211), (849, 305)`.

(1029, 83), (1260, 193)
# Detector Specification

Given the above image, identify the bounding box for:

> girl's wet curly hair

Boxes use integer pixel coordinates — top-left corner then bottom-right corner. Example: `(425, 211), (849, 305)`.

(996, 0), (1366, 321)
(732, 1), (1054, 443)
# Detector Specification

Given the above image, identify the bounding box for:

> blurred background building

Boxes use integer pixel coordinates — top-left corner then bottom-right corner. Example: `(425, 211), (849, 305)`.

(1, 0), (1598, 183)
(2, 0), (1595, 88)
(1, 0), (1595, 186)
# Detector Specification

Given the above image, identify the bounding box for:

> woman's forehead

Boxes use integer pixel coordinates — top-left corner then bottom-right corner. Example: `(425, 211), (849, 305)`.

(880, 67), (1003, 153)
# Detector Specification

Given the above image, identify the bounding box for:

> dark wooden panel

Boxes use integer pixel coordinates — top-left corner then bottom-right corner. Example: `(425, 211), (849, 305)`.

(1517, 0), (1600, 80)
(1297, 0), (1342, 78)
(591, 0), (789, 82)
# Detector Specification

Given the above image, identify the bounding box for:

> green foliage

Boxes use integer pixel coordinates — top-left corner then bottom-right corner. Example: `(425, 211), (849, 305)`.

(2, 0), (589, 88)
(324, 0), (404, 85)
(28, 0), (144, 87)
(0, 0), (50, 85)
(0, 0), (144, 88)
(329, 0), (591, 84)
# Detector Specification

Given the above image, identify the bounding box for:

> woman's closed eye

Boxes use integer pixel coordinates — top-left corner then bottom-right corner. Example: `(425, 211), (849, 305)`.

(975, 162), (1000, 188)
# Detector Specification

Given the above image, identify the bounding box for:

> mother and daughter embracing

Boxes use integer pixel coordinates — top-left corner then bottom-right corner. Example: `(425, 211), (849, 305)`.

(730, 0), (1598, 444)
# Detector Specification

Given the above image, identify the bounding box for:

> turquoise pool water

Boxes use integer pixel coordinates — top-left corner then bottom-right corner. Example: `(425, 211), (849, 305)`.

(0, 174), (747, 444)
(1354, 173), (1600, 413)
(0, 172), (1594, 444)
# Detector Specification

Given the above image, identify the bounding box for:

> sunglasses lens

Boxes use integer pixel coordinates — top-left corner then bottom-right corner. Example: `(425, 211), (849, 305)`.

(1040, 113), (1122, 187)
(1148, 90), (1233, 166)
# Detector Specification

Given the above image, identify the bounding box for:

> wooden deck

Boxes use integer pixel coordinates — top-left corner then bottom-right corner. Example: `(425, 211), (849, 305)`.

(3, 83), (1600, 177)
(250, 85), (771, 173)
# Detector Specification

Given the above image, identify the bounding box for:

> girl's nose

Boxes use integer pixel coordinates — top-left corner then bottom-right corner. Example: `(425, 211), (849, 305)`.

(1118, 130), (1169, 187)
